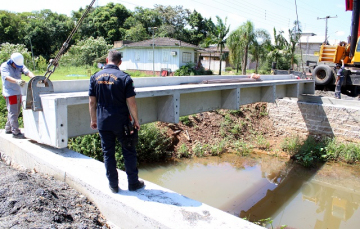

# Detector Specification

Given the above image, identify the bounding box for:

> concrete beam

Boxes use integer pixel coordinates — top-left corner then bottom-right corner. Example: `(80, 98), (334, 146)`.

(22, 75), (315, 148)
(0, 133), (263, 229)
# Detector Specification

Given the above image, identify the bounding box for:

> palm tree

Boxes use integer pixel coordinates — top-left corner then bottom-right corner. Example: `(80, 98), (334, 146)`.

(267, 28), (287, 69)
(238, 21), (256, 75)
(286, 20), (302, 70)
(249, 29), (271, 73)
(205, 16), (230, 75)
(227, 28), (243, 73)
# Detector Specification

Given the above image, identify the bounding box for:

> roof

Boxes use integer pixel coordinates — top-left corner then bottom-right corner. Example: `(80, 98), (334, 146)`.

(118, 37), (199, 49)
(197, 46), (229, 57)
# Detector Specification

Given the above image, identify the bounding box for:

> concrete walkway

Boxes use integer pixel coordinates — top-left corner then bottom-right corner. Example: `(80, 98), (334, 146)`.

(0, 131), (263, 229)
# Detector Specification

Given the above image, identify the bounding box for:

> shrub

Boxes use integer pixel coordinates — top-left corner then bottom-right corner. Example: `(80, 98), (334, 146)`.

(61, 37), (112, 66)
(177, 144), (190, 158)
(174, 62), (195, 76)
(179, 116), (192, 126)
(225, 67), (232, 72)
(174, 62), (212, 76)
(192, 142), (206, 157)
(281, 135), (301, 155)
(136, 123), (172, 162)
(68, 122), (172, 169)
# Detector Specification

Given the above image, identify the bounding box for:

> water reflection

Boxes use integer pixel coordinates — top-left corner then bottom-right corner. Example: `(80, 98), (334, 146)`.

(138, 154), (360, 229)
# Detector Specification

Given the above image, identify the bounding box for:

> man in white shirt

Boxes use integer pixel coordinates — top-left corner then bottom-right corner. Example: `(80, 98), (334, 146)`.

(1, 53), (35, 138)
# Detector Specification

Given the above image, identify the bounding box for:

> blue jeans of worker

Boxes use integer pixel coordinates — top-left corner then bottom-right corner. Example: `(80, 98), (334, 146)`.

(335, 77), (344, 99)
(98, 130), (139, 188)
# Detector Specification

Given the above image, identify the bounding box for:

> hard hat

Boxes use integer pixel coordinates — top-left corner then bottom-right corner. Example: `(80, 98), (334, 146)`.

(336, 63), (341, 68)
(10, 53), (24, 68)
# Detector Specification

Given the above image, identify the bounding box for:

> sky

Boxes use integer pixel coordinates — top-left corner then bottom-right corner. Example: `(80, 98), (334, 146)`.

(1, 0), (353, 44)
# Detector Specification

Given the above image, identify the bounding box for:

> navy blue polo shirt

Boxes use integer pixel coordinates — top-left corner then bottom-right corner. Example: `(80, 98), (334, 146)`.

(89, 64), (136, 131)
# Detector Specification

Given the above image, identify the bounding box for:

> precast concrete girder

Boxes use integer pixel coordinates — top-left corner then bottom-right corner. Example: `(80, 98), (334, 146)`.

(22, 75), (315, 148)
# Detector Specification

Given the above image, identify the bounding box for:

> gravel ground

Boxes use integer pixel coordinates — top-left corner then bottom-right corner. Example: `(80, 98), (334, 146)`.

(314, 89), (360, 100)
(0, 157), (110, 229)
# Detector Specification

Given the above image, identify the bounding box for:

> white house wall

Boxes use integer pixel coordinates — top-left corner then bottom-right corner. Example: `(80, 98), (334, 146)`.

(120, 47), (195, 73)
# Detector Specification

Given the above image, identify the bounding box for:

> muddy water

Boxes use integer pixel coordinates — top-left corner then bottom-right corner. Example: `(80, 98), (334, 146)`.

(138, 153), (360, 229)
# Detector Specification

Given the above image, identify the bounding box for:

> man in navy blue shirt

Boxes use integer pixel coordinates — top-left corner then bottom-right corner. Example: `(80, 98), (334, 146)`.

(335, 59), (345, 99)
(89, 50), (144, 193)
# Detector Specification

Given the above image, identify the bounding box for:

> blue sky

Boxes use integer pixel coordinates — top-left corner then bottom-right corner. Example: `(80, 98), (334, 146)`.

(2, 0), (352, 44)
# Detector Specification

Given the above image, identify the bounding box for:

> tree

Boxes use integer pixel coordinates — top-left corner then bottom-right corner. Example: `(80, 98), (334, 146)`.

(286, 20), (302, 70)
(154, 5), (190, 40)
(61, 36), (112, 66)
(249, 29), (271, 73)
(125, 23), (150, 41)
(74, 3), (131, 44)
(267, 28), (287, 70)
(0, 11), (24, 44)
(184, 10), (215, 45)
(238, 21), (256, 75)
(21, 10), (74, 60)
(227, 29), (243, 73)
(205, 16), (230, 75)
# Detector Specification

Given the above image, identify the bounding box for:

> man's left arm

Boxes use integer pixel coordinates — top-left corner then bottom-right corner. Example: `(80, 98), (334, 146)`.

(22, 66), (34, 78)
(26, 71), (35, 78)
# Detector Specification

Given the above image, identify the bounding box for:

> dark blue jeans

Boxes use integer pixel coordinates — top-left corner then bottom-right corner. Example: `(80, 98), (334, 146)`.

(335, 77), (344, 99)
(98, 130), (139, 188)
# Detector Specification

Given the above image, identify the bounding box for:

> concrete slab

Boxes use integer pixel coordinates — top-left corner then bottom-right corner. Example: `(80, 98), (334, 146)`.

(0, 131), (263, 229)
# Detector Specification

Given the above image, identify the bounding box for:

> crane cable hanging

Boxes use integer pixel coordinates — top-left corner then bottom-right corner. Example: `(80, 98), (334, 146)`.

(44, 0), (96, 80)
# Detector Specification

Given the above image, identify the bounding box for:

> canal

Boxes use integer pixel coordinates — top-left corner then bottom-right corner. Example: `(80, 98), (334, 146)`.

(139, 153), (360, 229)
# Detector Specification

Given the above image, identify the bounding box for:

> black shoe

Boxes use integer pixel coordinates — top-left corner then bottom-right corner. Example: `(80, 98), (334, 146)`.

(5, 130), (12, 134)
(12, 133), (26, 139)
(109, 185), (119, 193)
(129, 180), (145, 191)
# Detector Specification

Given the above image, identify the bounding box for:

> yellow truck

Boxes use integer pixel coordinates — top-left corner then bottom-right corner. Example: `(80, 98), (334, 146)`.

(311, 0), (360, 95)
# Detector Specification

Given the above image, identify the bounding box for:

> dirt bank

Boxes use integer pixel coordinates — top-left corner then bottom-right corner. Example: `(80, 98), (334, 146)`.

(0, 156), (110, 229)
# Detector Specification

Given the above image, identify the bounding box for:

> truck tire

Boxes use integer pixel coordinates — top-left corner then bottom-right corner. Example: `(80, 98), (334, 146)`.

(313, 65), (334, 85)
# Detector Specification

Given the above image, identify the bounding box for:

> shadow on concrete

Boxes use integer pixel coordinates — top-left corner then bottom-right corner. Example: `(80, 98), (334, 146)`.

(120, 188), (202, 207)
(297, 97), (335, 138)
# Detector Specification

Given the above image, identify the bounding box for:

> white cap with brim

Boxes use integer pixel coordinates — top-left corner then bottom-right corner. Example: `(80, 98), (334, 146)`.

(10, 53), (24, 68)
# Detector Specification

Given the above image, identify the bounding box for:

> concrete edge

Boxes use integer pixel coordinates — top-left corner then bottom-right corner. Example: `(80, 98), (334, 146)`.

(0, 131), (263, 229)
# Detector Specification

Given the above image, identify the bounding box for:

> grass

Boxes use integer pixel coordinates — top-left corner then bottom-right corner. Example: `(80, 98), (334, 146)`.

(28, 65), (153, 81)
(280, 135), (360, 167)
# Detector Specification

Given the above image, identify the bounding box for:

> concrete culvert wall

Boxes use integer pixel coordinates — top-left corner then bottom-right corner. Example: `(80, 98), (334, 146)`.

(268, 98), (360, 140)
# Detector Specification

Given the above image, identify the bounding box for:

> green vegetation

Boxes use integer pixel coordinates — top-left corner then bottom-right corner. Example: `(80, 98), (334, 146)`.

(281, 135), (360, 167)
(174, 62), (212, 76)
(68, 122), (172, 170)
(179, 116), (192, 126)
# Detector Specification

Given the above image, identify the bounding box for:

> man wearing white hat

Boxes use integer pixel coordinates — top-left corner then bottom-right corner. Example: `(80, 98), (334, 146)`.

(1, 52), (35, 138)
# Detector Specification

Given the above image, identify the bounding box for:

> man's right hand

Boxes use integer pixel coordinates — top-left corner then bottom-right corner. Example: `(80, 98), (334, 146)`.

(16, 79), (25, 86)
(90, 121), (97, 129)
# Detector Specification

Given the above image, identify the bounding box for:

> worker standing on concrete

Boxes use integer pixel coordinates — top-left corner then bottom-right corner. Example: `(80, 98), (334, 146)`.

(335, 59), (345, 99)
(1, 53), (34, 138)
(88, 50), (144, 193)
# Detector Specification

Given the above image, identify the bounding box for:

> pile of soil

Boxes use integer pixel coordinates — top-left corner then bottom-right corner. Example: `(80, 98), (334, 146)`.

(0, 157), (109, 229)
(157, 103), (287, 157)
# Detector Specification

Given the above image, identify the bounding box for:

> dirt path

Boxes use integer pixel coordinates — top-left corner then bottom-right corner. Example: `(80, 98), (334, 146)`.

(0, 158), (110, 229)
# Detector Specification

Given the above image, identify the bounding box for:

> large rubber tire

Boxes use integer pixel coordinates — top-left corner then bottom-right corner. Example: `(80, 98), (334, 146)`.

(313, 65), (334, 86)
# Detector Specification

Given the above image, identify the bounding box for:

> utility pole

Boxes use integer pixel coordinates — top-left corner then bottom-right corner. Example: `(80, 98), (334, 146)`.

(148, 27), (157, 76)
(317, 15), (337, 44)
